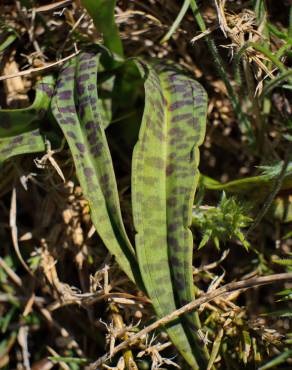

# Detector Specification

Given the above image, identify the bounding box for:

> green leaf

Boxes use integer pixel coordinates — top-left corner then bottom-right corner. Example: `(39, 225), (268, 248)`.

(272, 258), (292, 266)
(0, 32), (17, 52)
(0, 128), (45, 166)
(262, 309), (292, 317)
(51, 51), (139, 283)
(0, 76), (55, 137)
(258, 350), (292, 369)
(0, 76), (54, 166)
(0, 306), (17, 333)
(193, 194), (252, 250)
(207, 328), (223, 370)
(201, 168), (292, 197)
(132, 61), (208, 368)
(160, 0), (190, 43)
(0, 21), (19, 52)
(241, 330), (252, 364)
(49, 356), (88, 364)
(80, 0), (124, 58)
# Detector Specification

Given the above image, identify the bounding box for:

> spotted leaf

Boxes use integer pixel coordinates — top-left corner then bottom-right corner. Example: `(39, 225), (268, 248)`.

(132, 61), (208, 368)
(0, 76), (55, 166)
(51, 52), (139, 283)
(0, 128), (45, 166)
(0, 76), (55, 137)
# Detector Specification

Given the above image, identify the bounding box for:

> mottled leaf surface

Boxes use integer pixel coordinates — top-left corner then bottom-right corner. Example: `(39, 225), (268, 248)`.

(0, 76), (55, 166)
(0, 128), (45, 166)
(51, 52), (139, 283)
(0, 76), (55, 137)
(132, 61), (208, 368)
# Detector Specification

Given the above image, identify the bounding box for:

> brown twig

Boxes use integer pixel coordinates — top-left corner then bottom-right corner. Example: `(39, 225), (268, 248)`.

(34, 0), (73, 13)
(10, 187), (32, 274)
(87, 272), (292, 369)
(0, 256), (23, 287)
(0, 51), (80, 81)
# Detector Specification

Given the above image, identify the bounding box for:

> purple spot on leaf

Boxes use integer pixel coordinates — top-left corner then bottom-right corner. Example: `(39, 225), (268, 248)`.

(84, 167), (94, 177)
(85, 121), (95, 130)
(59, 90), (72, 100)
(76, 142), (85, 153)
(12, 136), (24, 144)
(67, 131), (76, 139)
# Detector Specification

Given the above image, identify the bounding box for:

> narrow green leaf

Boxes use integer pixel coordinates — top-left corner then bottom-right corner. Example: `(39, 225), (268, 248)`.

(262, 309), (292, 317)
(262, 70), (292, 97)
(132, 61), (208, 368)
(160, 0), (190, 43)
(80, 0), (124, 58)
(273, 258), (292, 266)
(242, 330), (252, 364)
(207, 328), (224, 370)
(0, 128), (45, 166)
(0, 33), (17, 52)
(252, 336), (262, 362)
(258, 350), (292, 369)
(49, 356), (88, 364)
(51, 52), (139, 283)
(201, 171), (292, 196)
(0, 76), (55, 137)
(0, 22), (19, 52)
(0, 76), (54, 166)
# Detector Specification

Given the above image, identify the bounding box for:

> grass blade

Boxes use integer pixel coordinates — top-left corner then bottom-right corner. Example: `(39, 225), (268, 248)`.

(201, 169), (292, 197)
(51, 52), (139, 283)
(190, 0), (253, 141)
(207, 328), (223, 370)
(160, 0), (190, 43)
(132, 61), (208, 368)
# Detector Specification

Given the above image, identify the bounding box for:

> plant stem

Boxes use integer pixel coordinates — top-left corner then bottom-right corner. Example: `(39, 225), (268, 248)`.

(246, 149), (291, 236)
(190, 0), (253, 140)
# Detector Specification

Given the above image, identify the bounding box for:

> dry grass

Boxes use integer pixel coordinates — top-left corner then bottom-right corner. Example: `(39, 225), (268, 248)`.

(0, 0), (291, 369)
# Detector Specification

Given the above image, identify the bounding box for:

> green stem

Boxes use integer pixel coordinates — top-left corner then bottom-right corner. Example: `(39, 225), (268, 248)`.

(190, 0), (253, 140)
(262, 70), (292, 97)
(246, 149), (291, 236)
(160, 0), (190, 43)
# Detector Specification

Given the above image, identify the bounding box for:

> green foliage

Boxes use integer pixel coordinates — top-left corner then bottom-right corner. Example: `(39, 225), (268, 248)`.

(0, 76), (55, 166)
(0, 19), (18, 52)
(192, 193), (252, 250)
(51, 52), (139, 284)
(0, 76), (54, 137)
(0, 128), (45, 167)
(160, 0), (191, 43)
(0, 1), (291, 369)
(80, 0), (124, 58)
(49, 356), (88, 366)
(132, 61), (208, 367)
(0, 48), (205, 367)
(258, 350), (292, 369)
(201, 166), (292, 199)
(257, 161), (292, 178)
